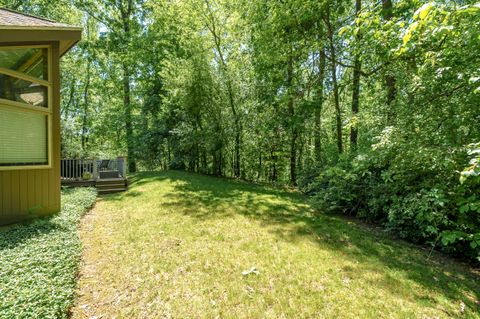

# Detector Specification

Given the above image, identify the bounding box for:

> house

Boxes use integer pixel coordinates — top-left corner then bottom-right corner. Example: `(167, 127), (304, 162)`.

(0, 8), (82, 225)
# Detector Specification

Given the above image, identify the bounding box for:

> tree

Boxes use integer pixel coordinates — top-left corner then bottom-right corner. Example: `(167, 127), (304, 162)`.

(200, 0), (243, 178)
(75, 0), (143, 172)
(324, 5), (343, 154)
(314, 48), (326, 163)
(350, 0), (361, 151)
(381, 0), (397, 124)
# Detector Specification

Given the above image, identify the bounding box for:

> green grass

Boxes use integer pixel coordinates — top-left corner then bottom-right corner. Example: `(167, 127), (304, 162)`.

(72, 171), (479, 319)
(0, 187), (97, 319)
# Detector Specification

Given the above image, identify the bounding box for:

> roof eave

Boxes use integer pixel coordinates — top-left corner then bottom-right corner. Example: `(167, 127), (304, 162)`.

(0, 25), (83, 32)
(60, 39), (80, 57)
(0, 28), (82, 56)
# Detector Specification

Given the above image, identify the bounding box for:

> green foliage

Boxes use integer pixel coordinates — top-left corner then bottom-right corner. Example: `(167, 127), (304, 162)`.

(3, 0), (478, 260)
(0, 188), (97, 319)
(387, 188), (449, 241)
(460, 143), (480, 184)
(297, 1), (480, 262)
(308, 141), (480, 261)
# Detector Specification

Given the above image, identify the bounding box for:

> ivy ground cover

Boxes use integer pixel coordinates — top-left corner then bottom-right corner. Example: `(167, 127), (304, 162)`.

(0, 188), (97, 319)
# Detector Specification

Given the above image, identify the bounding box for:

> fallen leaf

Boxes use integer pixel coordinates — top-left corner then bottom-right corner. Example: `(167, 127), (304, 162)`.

(242, 267), (260, 276)
(460, 301), (465, 314)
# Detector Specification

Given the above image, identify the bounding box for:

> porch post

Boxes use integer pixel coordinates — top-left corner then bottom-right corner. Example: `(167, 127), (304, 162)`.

(117, 156), (128, 178)
(123, 156), (128, 177)
(93, 159), (98, 180)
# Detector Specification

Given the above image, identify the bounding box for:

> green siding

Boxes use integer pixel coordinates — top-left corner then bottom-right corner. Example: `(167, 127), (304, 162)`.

(0, 42), (61, 225)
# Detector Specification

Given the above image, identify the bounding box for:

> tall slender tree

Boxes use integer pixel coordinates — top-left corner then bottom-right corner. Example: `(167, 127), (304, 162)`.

(382, 0), (397, 124)
(324, 7), (343, 154)
(287, 48), (297, 185)
(314, 48), (326, 162)
(350, 0), (362, 151)
(202, 0), (242, 178)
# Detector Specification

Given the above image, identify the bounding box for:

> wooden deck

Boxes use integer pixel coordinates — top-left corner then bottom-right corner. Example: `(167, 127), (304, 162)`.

(61, 177), (127, 194)
(60, 157), (128, 194)
(61, 179), (96, 187)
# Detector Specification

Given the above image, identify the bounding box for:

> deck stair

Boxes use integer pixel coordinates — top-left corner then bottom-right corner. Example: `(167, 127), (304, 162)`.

(96, 178), (128, 194)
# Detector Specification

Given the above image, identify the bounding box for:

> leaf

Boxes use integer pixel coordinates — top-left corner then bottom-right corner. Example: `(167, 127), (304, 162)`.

(469, 76), (480, 84)
(460, 301), (466, 314)
(414, 3), (434, 20)
(242, 267), (260, 276)
(459, 205), (470, 213)
(338, 26), (349, 36)
(403, 22), (419, 45)
(441, 231), (463, 245)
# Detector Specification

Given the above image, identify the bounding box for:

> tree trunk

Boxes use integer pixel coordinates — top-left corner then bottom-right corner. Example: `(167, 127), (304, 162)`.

(350, 0), (362, 151)
(212, 152), (218, 175)
(202, 150), (207, 174)
(203, 0), (241, 178)
(325, 11), (343, 154)
(271, 149), (277, 183)
(287, 51), (297, 185)
(315, 48), (326, 162)
(234, 115), (241, 178)
(218, 48), (240, 178)
(121, 0), (136, 173)
(81, 19), (91, 152)
(258, 151), (262, 180)
(81, 59), (90, 152)
(382, 0), (397, 124)
(123, 64), (136, 172)
(223, 57), (240, 178)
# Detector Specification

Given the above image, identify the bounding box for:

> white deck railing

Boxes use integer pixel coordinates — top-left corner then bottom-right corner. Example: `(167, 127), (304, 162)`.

(60, 157), (127, 181)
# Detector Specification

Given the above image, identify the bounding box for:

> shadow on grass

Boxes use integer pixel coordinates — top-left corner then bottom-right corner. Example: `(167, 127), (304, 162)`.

(104, 170), (480, 314)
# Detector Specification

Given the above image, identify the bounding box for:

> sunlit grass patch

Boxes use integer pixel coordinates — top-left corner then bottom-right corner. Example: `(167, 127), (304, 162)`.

(73, 171), (479, 318)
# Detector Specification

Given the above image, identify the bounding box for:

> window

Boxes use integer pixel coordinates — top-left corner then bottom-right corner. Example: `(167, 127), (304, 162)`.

(0, 47), (48, 80)
(0, 108), (48, 165)
(0, 46), (51, 169)
(0, 73), (48, 107)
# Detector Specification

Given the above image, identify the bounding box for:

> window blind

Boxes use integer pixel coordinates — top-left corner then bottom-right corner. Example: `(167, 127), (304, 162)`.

(0, 106), (48, 165)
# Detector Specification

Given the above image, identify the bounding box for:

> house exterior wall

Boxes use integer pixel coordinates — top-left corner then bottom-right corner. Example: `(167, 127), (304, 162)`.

(0, 42), (61, 225)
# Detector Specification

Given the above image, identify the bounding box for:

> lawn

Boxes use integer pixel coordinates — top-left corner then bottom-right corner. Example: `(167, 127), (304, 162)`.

(72, 171), (479, 319)
(0, 187), (97, 319)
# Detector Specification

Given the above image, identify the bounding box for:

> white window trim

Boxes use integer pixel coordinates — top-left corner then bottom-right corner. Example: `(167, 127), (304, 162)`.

(0, 44), (52, 171)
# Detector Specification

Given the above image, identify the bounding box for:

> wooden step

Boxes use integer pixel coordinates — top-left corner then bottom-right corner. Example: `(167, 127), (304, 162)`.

(96, 181), (125, 187)
(98, 188), (127, 194)
(96, 178), (127, 194)
(97, 186), (126, 192)
(97, 184), (127, 191)
(97, 178), (126, 184)
(99, 171), (121, 179)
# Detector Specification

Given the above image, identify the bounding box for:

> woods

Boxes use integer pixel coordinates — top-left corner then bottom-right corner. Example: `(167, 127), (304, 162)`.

(1, 0), (478, 261)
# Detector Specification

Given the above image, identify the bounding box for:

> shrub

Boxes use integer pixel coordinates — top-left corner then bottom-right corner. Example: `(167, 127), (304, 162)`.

(306, 142), (480, 262)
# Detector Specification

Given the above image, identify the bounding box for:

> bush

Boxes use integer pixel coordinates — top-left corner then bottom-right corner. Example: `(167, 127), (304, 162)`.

(306, 142), (480, 263)
(386, 188), (449, 242)
(0, 187), (97, 319)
